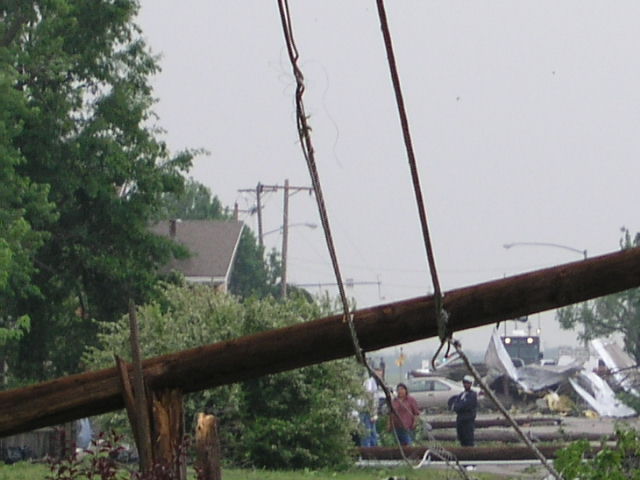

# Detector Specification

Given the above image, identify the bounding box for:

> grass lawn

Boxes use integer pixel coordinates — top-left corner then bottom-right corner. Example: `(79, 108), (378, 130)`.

(223, 467), (486, 479)
(0, 462), (50, 480)
(0, 461), (506, 479)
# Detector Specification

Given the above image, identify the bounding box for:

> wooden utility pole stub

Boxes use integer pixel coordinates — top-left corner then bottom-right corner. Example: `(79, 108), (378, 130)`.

(151, 389), (186, 480)
(195, 413), (222, 480)
(115, 356), (143, 455)
(127, 299), (154, 472)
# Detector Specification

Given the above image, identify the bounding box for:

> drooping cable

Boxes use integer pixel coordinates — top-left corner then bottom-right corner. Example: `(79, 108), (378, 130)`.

(275, 0), (361, 358)
(275, 1), (445, 472)
(374, 0), (451, 359)
(374, 2), (444, 310)
(452, 339), (563, 480)
(372, 5), (476, 477)
(373, 5), (563, 476)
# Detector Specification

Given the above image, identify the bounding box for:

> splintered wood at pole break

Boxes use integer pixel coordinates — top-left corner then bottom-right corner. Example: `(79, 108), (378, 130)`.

(1, 247), (640, 437)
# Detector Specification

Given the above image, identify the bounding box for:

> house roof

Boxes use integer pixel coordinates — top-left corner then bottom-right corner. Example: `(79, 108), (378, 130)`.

(151, 220), (244, 284)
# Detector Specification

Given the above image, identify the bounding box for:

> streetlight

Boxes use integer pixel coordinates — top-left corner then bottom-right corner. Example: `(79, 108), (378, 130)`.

(262, 222), (318, 237)
(503, 242), (587, 259)
(503, 241), (588, 348)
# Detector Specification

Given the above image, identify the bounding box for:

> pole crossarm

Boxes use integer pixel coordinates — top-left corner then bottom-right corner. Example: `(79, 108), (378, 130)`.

(238, 184), (312, 194)
(1, 247), (640, 437)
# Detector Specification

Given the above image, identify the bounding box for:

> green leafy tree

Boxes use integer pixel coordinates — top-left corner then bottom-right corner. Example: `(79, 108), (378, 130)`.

(557, 228), (640, 363)
(158, 177), (226, 221)
(2, 1), (193, 381)
(228, 228), (273, 298)
(83, 283), (360, 469)
(0, 39), (55, 385)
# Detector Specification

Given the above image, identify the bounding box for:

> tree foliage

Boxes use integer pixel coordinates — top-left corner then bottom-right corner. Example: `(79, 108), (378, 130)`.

(158, 177), (226, 221)
(555, 428), (640, 479)
(0, 37), (54, 360)
(557, 228), (640, 363)
(229, 234), (280, 299)
(1, 1), (193, 381)
(83, 283), (361, 469)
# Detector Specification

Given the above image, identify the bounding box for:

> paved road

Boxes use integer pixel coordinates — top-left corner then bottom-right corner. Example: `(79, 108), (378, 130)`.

(421, 413), (639, 478)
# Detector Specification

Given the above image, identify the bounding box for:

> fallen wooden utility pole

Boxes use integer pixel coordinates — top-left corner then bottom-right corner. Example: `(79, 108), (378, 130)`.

(1, 248), (640, 437)
(426, 430), (612, 444)
(428, 417), (562, 430)
(357, 444), (601, 461)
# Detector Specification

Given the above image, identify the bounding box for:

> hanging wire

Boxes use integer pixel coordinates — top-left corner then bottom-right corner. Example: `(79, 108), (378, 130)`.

(371, 4), (564, 478)
(274, 2), (567, 477)
(375, 3), (563, 474)
(275, 0), (390, 395)
(274, 1), (400, 414)
(274, 1), (467, 474)
(275, 0), (363, 360)
(373, 0), (451, 368)
(452, 339), (563, 480)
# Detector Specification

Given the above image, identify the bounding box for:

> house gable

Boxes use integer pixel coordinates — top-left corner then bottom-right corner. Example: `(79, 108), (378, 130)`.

(151, 220), (244, 290)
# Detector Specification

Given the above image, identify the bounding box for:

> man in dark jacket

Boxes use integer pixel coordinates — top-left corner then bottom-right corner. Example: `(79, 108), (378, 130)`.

(449, 375), (477, 446)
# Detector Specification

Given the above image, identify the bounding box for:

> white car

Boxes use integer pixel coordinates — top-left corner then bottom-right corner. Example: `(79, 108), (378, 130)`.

(408, 376), (478, 411)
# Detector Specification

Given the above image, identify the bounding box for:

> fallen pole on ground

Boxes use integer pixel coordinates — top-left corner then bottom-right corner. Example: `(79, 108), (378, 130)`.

(425, 429), (612, 444)
(357, 444), (601, 461)
(428, 417), (562, 429)
(1, 247), (640, 437)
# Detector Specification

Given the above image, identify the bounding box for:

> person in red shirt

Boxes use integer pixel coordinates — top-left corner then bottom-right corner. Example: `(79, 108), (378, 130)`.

(389, 383), (420, 445)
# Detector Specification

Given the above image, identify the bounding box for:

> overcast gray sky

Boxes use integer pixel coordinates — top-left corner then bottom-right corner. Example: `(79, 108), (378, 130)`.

(137, 1), (639, 357)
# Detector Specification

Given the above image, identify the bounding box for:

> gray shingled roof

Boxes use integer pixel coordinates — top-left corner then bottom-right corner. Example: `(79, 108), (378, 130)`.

(151, 220), (244, 284)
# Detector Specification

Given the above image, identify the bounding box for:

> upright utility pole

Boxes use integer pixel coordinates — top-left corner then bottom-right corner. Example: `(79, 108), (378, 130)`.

(256, 183), (263, 247)
(239, 180), (313, 296)
(238, 182), (280, 247)
(281, 179), (290, 298)
(238, 183), (267, 246)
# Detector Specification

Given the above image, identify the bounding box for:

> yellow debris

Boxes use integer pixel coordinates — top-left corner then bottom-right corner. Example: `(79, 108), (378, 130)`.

(544, 392), (574, 413)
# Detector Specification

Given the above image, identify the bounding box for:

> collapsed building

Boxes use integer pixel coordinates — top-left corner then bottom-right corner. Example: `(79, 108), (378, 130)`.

(484, 329), (637, 417)
(411, 328), (638, 418)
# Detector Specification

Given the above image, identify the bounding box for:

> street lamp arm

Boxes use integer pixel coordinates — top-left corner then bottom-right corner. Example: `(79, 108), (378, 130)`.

(263, 222), (317, 237)
(503, 242), (587, 259)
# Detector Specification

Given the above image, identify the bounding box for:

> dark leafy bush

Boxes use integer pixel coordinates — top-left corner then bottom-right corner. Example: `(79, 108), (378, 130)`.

(46, 431), (128, 480)
(45, 431), (194, 480)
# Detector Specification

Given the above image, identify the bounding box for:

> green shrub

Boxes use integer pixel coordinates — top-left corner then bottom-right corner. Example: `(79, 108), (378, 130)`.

(555, 427), (640, 479)
(83, 284), (361, 469)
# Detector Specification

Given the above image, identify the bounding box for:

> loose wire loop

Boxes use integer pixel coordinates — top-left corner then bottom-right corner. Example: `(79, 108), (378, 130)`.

(275, 0), (352, 328)
(275, 0), (399, 418)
